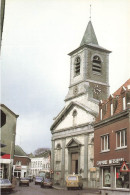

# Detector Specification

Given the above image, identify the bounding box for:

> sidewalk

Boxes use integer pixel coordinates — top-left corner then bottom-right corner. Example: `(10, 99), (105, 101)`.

(53, 185), (101, 194)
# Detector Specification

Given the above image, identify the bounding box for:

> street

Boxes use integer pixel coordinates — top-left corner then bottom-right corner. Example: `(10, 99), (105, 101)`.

(1, 181), (100, 195)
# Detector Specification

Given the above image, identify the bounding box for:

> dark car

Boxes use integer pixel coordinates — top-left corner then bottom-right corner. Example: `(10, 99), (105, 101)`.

(35, 176), (43, 185)
(28, 175), (33, 182)
(19, 178), (29, 186)
(41, 178), (53, 188)
(0, 179), (13, 192)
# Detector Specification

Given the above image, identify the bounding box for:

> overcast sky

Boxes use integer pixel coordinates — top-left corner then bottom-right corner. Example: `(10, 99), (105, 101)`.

(1, 0), (130, 154)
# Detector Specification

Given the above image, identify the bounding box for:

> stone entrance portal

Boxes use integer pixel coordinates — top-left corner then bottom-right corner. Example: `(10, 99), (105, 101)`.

(71, 153), (79, 174)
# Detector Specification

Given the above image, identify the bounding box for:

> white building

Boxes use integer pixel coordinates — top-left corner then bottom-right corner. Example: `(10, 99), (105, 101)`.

(51, 20), (111, 187)
(31, 156), (50, 176)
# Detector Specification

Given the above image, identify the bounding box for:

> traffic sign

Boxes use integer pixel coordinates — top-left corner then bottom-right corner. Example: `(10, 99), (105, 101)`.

(120, 162), (130, 172)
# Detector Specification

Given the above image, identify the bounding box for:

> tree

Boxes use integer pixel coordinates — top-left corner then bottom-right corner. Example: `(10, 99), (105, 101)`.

(33, 147), (50, 157)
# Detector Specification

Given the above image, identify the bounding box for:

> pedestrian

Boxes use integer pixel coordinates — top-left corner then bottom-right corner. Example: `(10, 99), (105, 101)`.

(12, 176), (17, 188)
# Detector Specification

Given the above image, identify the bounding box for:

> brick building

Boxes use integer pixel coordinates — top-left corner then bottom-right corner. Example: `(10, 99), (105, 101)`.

(94, 79), (130, 195)
(13, 145), (31, 178)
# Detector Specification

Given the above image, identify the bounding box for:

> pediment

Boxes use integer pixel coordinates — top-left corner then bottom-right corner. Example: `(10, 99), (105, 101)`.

(51, 101), (97, 131)
(66, 138), (81, 148)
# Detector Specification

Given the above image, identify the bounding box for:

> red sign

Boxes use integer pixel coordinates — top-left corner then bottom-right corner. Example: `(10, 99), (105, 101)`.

(116, 172), (119, 179)
(120, 162), (130, 172)
(1, 154), (10, 159)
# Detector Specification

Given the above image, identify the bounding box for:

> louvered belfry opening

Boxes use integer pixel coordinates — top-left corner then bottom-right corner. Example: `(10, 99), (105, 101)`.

(92, 55), (101, 73)
(74, 57), (80, 76)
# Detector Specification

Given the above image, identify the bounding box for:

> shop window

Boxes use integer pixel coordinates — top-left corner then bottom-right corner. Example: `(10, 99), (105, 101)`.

(116, 129), (127, 149)
(102, 167), (111, 187)
(74, 56), (80, 76)
(116, 167), (129, 188)
(101, 134), (110, 152)
(92, 55), (101, 73)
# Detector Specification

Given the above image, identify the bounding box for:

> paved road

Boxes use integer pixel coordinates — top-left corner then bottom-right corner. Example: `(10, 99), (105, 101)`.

(1, 182), (100, 195)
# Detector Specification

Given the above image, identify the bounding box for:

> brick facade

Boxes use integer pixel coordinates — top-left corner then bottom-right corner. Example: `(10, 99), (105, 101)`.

(14, 156), (30, 166)
(94, 79), (130, 195)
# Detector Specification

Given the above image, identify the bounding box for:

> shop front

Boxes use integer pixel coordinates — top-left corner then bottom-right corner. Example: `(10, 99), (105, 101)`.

(97, 158), (130, 195)
(13, 165), (21, 178)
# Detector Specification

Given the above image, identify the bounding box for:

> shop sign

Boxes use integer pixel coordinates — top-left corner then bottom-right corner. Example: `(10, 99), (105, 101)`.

(120, 162), (130, 172)
(97, 158), (124, 166)
(109, 158), (124, 164)
(97, 160), (107, 166)
(15, 166), (21, 170)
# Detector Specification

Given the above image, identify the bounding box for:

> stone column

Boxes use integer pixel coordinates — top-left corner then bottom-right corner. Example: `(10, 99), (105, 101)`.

(51, 140), (55, 179)
(84, 134), (88, 187)
(61, 139), (65, 186)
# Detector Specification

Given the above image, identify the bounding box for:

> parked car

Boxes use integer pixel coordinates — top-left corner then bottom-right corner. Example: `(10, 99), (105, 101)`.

(28, 175), (33, 182)
(35, 176), (43, 185)
(0, 179), (13, 192)
(66, 175), (83, 190)
(41, 178), (53, 188)
(19, 178), (29, 186)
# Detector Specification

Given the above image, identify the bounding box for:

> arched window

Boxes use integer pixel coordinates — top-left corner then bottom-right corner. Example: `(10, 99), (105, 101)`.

(72, 110), (77, 117)
(74, 56), (80, 76)
(92, 55), (101, 73)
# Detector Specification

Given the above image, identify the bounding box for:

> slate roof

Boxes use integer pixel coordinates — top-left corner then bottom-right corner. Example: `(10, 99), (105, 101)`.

(15, 145), (27, 156)
(80, 21), (98, 46)
(68, 20), (111, 56)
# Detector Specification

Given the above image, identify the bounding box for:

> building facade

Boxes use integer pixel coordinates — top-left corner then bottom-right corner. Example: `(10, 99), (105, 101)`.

(13, 145), (31, 178)
(94, 79), (130, 195)
(51, 20), (111, 187)
(0, 104), (19, 180)
(31, 156), (50, 176)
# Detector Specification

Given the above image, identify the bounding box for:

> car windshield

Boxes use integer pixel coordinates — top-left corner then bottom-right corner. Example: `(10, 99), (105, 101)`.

(21, 178), (28, 180)
(68, 176), (77, 181)
(44, 178), (51, 182)
(36, 177), (42, 180)
(0, 179), (11, 184)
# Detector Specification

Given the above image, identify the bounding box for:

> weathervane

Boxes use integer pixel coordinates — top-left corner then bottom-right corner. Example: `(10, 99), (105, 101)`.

(89, 4), (91, 20)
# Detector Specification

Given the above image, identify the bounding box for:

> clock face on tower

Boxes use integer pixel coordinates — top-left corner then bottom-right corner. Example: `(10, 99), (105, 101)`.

(94, 85), (101, 94)
(93, 85), (102, 100)
(73, 86), (78, 95)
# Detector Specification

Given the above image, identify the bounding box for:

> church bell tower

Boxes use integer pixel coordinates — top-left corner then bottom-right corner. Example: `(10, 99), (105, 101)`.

(65, 20), (111, 105)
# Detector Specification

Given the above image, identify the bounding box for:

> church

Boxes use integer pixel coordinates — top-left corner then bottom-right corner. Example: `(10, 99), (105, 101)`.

(50, 19), (111, 188)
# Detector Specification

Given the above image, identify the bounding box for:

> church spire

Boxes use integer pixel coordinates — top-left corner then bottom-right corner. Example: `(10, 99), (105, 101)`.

(80, 20), (98, 46)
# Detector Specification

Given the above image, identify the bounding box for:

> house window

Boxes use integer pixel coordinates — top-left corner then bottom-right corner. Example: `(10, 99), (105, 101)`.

(116, 129), (127, 149)
(92, 55), (101, 73)
(101, 134), (110, 152)
(74, 56), (80, 76)
(110, 103), (113, 116)
(116, 167), (129, 188)
(102, 167), (111, 187)
(16, 161), (21, 165)
(123, 97), (126, 110)
(100, 109), (102, 120)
